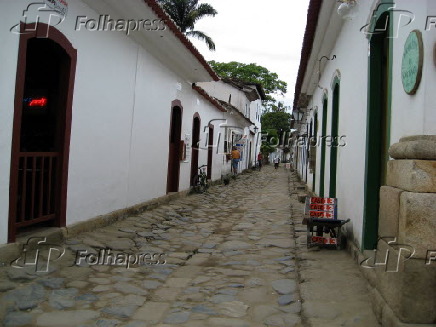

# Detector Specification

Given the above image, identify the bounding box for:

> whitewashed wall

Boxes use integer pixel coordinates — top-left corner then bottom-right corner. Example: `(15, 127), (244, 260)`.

(198, 80), (263, 172)
(0, 0), (223, 244)
(297, 0), (436, 247)
(391, 0), (436, 140)
(298, 0), (379, 246)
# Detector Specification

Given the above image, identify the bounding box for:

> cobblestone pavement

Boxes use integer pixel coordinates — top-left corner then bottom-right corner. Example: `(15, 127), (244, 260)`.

(0, 165), (378, 326)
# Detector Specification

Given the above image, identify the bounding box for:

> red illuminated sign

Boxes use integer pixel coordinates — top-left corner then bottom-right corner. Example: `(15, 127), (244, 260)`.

(29, 97), (48, 107)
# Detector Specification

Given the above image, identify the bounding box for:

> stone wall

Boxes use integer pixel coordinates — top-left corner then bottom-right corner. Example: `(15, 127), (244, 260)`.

(371, 136), (436, 325)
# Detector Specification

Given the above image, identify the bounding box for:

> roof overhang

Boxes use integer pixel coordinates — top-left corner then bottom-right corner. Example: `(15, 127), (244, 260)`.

(222, 78), (267, 102)
(80, 0), (219, 82)
(192, 84), (227, 112)
(216, 99), (255, 126)
(294, 0), (343, 107)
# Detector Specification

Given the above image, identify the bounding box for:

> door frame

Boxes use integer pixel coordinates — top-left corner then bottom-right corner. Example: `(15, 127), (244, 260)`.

(190, 113), (201, 186)
(207, 124), (214, 179)
(312, 111), (318, 192)
(319, 95), (328, 197)
(166, 100), (183, 193)
(8, 23), (76, 243)
(329, 76), (340, 198)
(362, 8), (393, 250)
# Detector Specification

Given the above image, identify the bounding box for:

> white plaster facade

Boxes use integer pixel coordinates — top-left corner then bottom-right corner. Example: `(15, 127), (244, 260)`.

(293, 0), (436, 248)
(198, 80), (264, 173)
(0, 0), (258, 244)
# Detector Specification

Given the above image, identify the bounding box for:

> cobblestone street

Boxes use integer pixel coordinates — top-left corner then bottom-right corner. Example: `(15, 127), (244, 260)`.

(0, 165), (378, 327)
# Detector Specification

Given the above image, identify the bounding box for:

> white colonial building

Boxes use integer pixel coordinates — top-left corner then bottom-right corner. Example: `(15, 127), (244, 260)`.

(293, 0), (436, 324)
(0, 0), (262, 244)
(198, 78), (265, 174)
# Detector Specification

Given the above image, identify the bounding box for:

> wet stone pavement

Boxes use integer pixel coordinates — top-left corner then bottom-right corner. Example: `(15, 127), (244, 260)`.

(0, 165), (378, 327)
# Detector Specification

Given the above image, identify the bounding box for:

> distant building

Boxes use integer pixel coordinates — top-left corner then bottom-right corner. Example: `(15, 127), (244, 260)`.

(198, 78), (265, 173)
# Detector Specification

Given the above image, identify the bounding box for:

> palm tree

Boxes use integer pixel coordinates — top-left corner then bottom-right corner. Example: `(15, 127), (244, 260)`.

(157, 0), (217, 51)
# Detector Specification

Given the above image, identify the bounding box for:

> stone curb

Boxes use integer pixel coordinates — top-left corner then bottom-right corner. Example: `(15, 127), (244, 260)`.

(0, 188), (191, 263)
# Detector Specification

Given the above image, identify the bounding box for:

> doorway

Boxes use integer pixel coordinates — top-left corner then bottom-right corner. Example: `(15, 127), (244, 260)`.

(190, 114), (201, 186)
(319, 97), (328, 197)
(329, 82), (340, 198)
(363, 11), (391, 249)
(9, 24), (76, 242)
(167, 102), (183, 193)
(207, 125), (214, 179)
(312, 112), (318, 192)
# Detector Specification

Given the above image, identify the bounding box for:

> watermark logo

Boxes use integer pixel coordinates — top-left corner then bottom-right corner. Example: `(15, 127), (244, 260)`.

(75, 15), (166, 35)
(426, 250), (436, 265)
(360, 237), (415, 272)
(294, 135), (347, 148)
(11, 237), (65, 273)
(10, 0), (68, 37)
(425, 16), (436, 31)
(360, 3), (414, 38)
(75, 249), (166, 269)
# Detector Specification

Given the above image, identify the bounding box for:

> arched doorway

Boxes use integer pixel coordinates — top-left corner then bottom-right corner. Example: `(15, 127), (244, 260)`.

(363, 11), (391, 249)
(190, 114), (201, 186)
(8, 23), (77, 242)
(319, 97), (328, 197)
(207, 125), (214, 179)
(167, 102), (183, 193)
(329, 81), (340, 198)
(311, 112), (318, 192)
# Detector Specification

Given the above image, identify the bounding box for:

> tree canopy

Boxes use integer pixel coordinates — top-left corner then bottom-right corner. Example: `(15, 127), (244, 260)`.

(157, 0), (217, 50)
(261, 111), (292, 132)
(208, 61), (287, 105)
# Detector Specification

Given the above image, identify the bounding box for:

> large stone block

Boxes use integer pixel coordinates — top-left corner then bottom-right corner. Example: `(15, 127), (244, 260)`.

(378, 186), (403, 238)
(398, 192), (436, 259)
(400, 135), (436, 143)
(373, 239), (436, 324)
(386, 160), (436, 193)
(389, 140), (436, 160)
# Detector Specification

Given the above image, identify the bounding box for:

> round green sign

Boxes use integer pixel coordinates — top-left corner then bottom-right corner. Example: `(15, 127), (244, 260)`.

(401, 30), (423, 95)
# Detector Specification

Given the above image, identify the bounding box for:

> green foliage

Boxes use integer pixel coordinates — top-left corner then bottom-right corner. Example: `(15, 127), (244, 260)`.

(157, 0), (217, 50)
(260, 142), (275, 157)
(208, 61), (287, 102)
(269, 101), (289, 113)
(261, 111), (292, 132)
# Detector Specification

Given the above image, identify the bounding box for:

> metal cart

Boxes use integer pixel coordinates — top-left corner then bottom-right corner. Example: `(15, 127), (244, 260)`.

(304, 197), (350, 250)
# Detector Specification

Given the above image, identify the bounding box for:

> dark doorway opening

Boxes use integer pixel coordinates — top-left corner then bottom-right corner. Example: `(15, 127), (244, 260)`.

(319, 97), (328, 197)
(312, 113), (318, 192)
(363, 12), (391, 249)
(167, 104), (183, 193)
(207, 125), (214, 179)
(329, 82), (340, 198)
(9, 24), (76, 242)
(190, 115), (201, 186)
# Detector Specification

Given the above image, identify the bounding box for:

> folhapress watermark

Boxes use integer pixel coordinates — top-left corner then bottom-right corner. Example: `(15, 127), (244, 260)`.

(10, 237), (65, 273)
(294, 135), (347, 148)
(358, 237), (436, 272)
(75, 15), (166, 35)
(360, 3), (436, 37)
(75, 249), (167, 269)
(10, 0), (68, 37)
(11, 1), (166, 38)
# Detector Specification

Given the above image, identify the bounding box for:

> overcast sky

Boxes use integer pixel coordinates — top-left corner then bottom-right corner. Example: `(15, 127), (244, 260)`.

(190, 0), (310, 108)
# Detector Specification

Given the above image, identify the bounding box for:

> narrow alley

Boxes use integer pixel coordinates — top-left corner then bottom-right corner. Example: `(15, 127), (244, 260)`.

(0, 166), (378, 327)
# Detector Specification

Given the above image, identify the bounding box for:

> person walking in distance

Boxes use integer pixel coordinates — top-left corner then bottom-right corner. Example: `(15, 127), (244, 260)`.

(257, 152), (263, 171)
(231, 146), (241, 175)
(274, 156), (280, 169)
